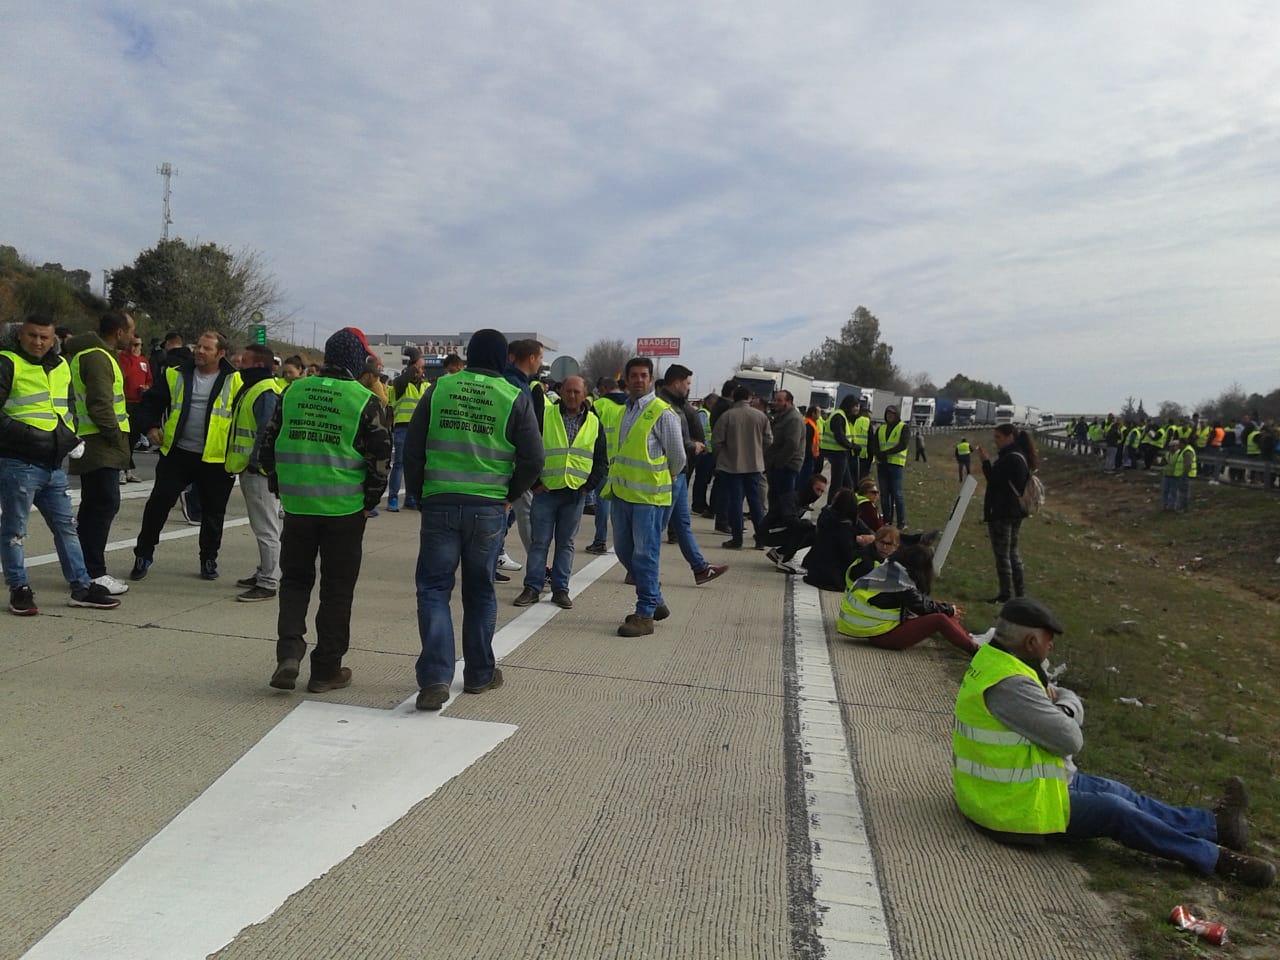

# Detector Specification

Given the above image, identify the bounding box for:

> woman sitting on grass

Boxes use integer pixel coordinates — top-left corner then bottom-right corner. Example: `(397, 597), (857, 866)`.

(837, 544), (979, 654)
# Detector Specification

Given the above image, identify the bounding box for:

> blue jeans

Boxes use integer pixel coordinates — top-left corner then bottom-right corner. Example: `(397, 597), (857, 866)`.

(611, 499), (665, 617)
(524, 488), (585, 593)
(1065, 773), (1218, 875)
(592, 495), (610, 545)
(877, 462), (906, 528)
(388, 426), (407, 502)
(724, 472), (765, 544)
(0, 458), (90, 589)
(414, 502), (506, 689)
(667, 473), (707, 573)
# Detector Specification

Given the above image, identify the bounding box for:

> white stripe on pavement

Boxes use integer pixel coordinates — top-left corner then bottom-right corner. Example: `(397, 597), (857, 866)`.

(791, 578), (895, 959)
(26, 518), (252, 568)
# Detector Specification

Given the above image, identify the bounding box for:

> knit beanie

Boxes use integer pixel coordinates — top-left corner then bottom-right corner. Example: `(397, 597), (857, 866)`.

(324, 327), (372, 377)
(465, 328), (508, 373)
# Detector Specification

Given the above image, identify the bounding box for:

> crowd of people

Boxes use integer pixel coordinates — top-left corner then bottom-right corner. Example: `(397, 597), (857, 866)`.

(5, 315), (1275, 889)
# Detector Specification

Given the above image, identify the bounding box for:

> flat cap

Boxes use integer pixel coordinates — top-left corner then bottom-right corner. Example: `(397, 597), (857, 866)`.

(999, 597), (1065, 635)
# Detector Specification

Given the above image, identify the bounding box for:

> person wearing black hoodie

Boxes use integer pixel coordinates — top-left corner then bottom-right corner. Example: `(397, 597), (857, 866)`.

(405, 328), (543, 712)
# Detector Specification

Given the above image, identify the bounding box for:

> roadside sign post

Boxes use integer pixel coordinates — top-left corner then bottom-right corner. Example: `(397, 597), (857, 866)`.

(932, 474), (978, 576)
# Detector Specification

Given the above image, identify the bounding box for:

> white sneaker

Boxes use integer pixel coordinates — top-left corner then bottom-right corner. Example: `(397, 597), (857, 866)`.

(91, 574), (130, 596)
(778, 561), (804, 575)
(969, 627), (995, 647)
(497, 552), (523, 571)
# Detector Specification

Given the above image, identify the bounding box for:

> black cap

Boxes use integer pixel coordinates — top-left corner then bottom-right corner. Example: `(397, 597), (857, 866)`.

(999, 597), (1065, 635)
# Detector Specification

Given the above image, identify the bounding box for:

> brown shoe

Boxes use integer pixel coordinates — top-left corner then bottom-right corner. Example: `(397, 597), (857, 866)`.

(1215, 775), (1249, 851)
(416, 683), (450, 711)
(269, 657), (300, 690)
(694, 564), (728, 585)
(307, 667), (352, 693)
(551, 590), (573, 609)
(617, 614), (655, 637)
(1216, 846), (1276, 887)
(512, 587), (541, 607)
(464, 667), (504, 694)
(654, 603), (670, 621)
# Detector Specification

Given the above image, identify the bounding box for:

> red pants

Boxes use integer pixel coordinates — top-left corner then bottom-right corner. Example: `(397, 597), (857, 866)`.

(868, 613), (977, 654)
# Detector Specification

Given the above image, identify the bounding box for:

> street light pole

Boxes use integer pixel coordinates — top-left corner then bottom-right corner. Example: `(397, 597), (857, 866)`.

(741, 337), (753, 367)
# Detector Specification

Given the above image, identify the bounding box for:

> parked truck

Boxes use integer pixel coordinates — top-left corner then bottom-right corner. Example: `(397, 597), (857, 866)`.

(976, 399), (996, 425)
(954, 399), (978, 426)
(808, 380), (862, 415)
(910, 396), (936, 427)
(732, 365), (814, 407)
(859, 387), (895, 422)
(934, 397), (956, 427)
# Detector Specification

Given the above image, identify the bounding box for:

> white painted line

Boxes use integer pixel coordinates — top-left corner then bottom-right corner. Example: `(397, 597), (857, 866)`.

(20, 703), (516, 960)
(21, 549), (619, 960)
(791, 579), (895, 959)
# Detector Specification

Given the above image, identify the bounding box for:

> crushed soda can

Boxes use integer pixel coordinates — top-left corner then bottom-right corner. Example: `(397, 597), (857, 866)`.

(1170, 904), (1228, 946)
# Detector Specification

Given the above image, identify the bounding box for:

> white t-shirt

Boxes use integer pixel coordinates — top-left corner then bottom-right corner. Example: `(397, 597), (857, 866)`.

(175, 370), (218, 453)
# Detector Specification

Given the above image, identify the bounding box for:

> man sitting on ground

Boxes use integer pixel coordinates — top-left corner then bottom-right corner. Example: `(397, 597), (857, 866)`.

(760, 473), (828, 574)
(953, 597), (1275, 887)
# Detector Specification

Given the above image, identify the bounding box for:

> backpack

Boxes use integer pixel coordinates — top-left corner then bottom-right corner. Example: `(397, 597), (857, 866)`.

(1010, 451), (1045, 517)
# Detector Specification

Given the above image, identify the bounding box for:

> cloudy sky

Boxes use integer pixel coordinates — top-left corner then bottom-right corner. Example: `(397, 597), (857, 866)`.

(4, 2), (1279, 411)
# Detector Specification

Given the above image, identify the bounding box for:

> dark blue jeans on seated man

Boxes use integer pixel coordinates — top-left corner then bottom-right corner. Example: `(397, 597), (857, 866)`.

(723, 471), (765, 546)
(415, 502), (506, 691)
(766, 466), (798, 513)
(524, 487), (586, 594)
(1063, 772), (1218, 875)
(0, 459), (92, 590)
(611, 498), (665, 617)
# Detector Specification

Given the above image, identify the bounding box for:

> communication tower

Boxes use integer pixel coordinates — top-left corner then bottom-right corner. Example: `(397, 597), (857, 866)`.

(156, 162), (178, 240)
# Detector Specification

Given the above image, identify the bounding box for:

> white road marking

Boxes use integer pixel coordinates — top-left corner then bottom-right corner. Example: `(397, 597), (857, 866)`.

(25, 518), (252, 568)
(20, 551), (619, 960)
(791, 579), (895, 959)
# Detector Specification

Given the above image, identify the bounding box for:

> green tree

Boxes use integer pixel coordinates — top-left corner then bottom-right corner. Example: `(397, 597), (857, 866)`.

(110, 239), (288, 342)
(937, 373), (1011, 404)
(798, 306), (899, 388)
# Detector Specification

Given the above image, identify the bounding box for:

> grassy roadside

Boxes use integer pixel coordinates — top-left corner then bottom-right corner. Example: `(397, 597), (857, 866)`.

(911, 432), (1280, 959)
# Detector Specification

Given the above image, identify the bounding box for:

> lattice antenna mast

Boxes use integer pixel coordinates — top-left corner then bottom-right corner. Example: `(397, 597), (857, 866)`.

(156, 162), (178, 240)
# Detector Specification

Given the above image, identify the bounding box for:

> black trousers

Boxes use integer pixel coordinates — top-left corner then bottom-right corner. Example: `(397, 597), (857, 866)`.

(276, 510), (367, 679)
(125, 401), (144, 470)
(134, 447), (235, 563)
(77, 466), (120, 579)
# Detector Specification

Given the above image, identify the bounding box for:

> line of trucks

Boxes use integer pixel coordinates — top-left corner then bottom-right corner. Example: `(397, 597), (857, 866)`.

(727, 365), (1047, 428)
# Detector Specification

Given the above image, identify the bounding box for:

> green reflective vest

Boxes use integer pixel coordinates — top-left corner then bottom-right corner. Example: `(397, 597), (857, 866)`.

(953, 644), (1070, 835)
(159, 366), (242, 463)
(541, 404), (599, 490)
(837, 568), (899, 638)
(955, 441), (971, 456)
(604, 397), (673, 505)
(819, 409), (848, 451)
(1195, 425), (1211, 448)
(850, 413), (870, 452)
(877, 421), (907, 466)
(69, 345), (129, 437)
(420, 370), (521, 500)
(1164, 446), (1196, 478)
(1125, 427), (1142, 449)
(392, 379), (425, 426)
(594, 396), (625, 462)
(1246, 430), (1262, 456)
(698, 406), (713, 453)
(274, 376), (371, 515)
(224, 377), (282, 474)
(1, 351), (73, 433)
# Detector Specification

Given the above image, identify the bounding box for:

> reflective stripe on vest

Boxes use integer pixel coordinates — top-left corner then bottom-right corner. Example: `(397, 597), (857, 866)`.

(819, 409), (847, 451)
(275, 377), (371, 515)
(837, 582), (900, 638)
(952, 644), (1069, 835)
(594, 397), (625, 462)
(159, 366), (242, 463)
(541, 405), (600, 490)
(1, 351), (73, 432)
(420, 370), (520, 500)
(850, 414), (870, 451)
(70, 346), (129, 436)
(604, 397), (673, 505)
(392, 379), (425, 426)
(877, 422), (907, 465)
(224, 377), (282, 474)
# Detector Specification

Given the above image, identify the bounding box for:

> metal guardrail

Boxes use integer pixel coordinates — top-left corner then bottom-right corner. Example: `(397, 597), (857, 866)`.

(1032, 430), (1280, 493)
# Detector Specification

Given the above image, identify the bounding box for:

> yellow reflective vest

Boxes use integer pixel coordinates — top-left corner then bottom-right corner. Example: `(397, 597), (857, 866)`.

(158, 365), (242, 463)
(69, 346), (129, 437)
(541, 404), (600, 491)
(603, 397), (673, 505)
(1, 350), (73, 433)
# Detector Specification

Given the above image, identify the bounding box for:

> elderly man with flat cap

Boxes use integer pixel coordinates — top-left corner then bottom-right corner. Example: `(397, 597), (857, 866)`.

(952, 597), (1275, 887)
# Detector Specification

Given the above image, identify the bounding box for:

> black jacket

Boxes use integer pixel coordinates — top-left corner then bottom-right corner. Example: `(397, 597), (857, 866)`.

(658, 386), (704, 478)
(802, 507), (865, 591)
(135, 354), (239, 441)
(0, 339), (81, 469)
(981, 444), (1030, 522)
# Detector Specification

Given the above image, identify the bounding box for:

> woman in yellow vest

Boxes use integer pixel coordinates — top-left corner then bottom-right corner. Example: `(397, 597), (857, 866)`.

(837, 544), (978, 653)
